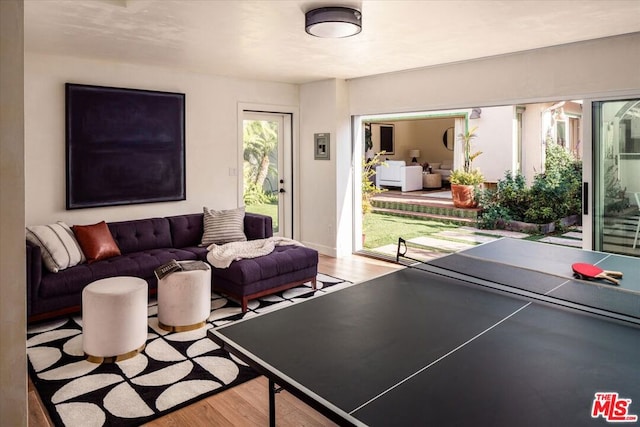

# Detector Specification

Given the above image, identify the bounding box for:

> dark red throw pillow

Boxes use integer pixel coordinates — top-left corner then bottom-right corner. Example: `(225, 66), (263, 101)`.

(72, 221), (121, 263)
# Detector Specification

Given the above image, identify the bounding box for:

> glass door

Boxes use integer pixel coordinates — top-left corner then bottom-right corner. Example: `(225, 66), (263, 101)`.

(593, 98), (640, 256)
(242, 112), (292, 237)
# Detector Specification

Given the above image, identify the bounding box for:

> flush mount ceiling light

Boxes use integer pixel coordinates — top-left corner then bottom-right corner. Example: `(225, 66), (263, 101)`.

(305, 6), (362, 38)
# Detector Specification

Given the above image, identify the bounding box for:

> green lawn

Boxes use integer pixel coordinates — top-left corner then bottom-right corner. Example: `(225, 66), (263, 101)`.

(246, 207), (557, 248)
(245, 203), (278, 232)
(363, 213), (460, 249)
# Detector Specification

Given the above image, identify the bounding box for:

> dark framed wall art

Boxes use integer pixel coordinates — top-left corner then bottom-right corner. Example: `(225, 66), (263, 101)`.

(65, 83), (186, 209)
(379, 124), (394, 154)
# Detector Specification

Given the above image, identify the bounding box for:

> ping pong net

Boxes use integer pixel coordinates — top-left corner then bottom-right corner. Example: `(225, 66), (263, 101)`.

(395, 237), (640, 325)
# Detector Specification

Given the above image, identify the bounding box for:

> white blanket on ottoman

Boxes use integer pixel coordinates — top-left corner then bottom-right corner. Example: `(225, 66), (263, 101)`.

(206, 237), (303, 268)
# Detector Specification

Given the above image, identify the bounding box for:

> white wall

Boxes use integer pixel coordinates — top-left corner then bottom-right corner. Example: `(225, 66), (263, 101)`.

(468, 106), (516, 182)
(299, 79), (339, 255)
(0, 1), (27, 425)
(24, 53), (299, 226)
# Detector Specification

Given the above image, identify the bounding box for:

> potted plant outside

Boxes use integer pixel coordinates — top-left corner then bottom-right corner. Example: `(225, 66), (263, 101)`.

(450, 126), (483, 208)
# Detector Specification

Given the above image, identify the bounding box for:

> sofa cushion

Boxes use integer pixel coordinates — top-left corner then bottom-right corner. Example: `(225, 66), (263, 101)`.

(167, 213), (204, 248)
(200, 206), (247, 246)
(73, 221), (121, 263)
(108, 217), (173, 254)
(26, 222), (85, 273)
(212, 245), (318, 285)
(38, 248), (201, 299)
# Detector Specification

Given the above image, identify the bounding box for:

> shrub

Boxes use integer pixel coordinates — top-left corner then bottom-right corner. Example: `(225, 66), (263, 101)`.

(362, 152), (387, 215)
(243, 183), (276, 206)
(477, 171), (529, 229)
(478, 145), (582, 230)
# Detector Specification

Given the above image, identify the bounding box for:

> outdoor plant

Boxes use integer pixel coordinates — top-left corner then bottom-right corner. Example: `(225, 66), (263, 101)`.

(243, 120), (278, 206)
(450, 126), (484, 208)
(449, 168), (484, 186)
(477, 171), (528, 229)
(460, 126), (483, 174)
(525, 144), (582, 222)
(362, 151), (387, 215)
(477, 144), (582, 230)
(449, 126), (484, 186)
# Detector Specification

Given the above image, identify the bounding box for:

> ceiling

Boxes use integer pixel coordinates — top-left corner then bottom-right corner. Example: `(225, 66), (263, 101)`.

(24, 0), (640, 85)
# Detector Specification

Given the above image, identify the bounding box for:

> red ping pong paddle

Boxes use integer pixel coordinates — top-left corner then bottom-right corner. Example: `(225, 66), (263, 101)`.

(571, 263), (623, 285)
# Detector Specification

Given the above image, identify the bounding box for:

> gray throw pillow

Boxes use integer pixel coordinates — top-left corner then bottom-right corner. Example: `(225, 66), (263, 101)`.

(26, 221), (86, 273)
(200, 206), (247, 246)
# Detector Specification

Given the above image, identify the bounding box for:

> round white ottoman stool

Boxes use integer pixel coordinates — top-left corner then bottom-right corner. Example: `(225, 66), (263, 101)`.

(82, 276), (148, 363)
(158, 261), (212, 332)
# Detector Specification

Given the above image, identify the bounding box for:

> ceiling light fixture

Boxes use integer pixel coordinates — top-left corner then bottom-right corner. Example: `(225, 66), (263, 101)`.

(305, 7), (362, 38)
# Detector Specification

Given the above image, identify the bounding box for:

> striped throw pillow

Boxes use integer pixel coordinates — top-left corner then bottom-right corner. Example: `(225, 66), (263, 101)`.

(26, 221), (86, 273)
(200, 206), (247, 246)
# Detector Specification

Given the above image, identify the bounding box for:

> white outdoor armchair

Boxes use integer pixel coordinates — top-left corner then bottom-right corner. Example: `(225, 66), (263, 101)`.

(375, 160), (423, 192)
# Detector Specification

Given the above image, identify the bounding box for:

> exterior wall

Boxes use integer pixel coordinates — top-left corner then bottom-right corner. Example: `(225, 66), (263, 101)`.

(348, 34), (640, 116)
(521, 103), (545, 184)
(468, 106), (516, 182)
(24, 53), (299, 226)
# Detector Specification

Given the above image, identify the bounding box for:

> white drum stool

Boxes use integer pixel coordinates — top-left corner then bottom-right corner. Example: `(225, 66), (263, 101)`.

(82, 276), (148, 363)
(158, 262), (212, 332)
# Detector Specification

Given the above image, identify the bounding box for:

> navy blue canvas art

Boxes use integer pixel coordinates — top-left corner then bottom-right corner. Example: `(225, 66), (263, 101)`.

(66, 83), (185, 209)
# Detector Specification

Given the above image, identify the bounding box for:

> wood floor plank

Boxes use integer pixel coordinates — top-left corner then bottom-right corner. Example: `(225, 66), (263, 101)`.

(29, 254), (399, 427)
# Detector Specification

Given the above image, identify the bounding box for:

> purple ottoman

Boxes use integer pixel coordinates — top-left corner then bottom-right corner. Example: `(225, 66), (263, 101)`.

(211, 245), (319, 312)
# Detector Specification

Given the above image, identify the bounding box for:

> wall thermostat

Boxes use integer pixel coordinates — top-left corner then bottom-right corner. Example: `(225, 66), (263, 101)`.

(314, 133), (330, 160)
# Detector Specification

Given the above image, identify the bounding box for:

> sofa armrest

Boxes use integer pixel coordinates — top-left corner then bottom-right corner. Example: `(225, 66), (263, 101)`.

(401, 165), (424, 192)
(244, 213), (273, 240)
(26, 240), (43, 317)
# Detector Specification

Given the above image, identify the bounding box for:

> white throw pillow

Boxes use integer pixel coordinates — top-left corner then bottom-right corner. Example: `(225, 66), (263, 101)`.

(26, 221), (86, 273)
(200, 206), (247, 246)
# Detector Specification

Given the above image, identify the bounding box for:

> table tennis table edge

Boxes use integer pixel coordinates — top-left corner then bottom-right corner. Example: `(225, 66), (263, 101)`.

(207, 328), (367, 427)
(409, 262), (640, 325)
(451, 239), (640, 294)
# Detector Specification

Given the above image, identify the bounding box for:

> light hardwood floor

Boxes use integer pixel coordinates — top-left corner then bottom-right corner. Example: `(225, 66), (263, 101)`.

(29, 254), (401, 427)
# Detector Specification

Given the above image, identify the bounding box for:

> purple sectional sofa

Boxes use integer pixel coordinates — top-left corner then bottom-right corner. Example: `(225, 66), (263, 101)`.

(26, 212), (318, 322)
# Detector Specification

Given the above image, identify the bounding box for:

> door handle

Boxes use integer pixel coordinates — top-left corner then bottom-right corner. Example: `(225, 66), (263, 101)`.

(279, 188), (285, 193)
(582, 182), (588, 215)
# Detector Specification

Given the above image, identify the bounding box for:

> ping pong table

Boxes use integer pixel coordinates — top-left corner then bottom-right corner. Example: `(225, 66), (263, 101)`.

(208, 238), (640, 426)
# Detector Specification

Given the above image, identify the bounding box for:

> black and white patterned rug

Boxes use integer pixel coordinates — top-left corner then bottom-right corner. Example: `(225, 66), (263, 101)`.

(27, 273), (351, 427)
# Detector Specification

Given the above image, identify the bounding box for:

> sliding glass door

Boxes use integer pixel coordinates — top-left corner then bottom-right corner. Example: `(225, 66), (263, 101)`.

(593, 99), (640, 256)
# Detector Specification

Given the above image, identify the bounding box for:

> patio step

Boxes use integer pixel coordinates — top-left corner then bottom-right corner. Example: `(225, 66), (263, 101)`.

(371, 199), (480, 225)
(372, 206), (478, 226)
